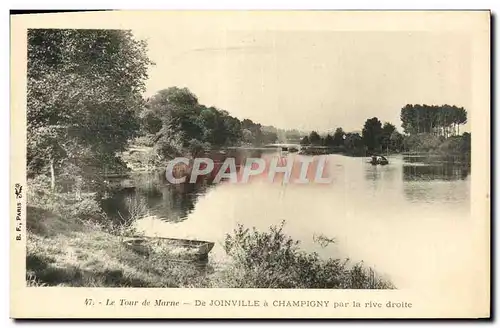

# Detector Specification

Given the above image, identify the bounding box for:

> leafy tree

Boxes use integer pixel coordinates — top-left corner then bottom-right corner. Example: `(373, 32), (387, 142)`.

(456, 107), (467, 135)
(261, 131), (278, 145)
(362, 117), (383, 152)
(145, 87), (246, 155)
(344, 133), (363, 154)
(27, 29), (152, 190)
(332, 128), (345, 146)
(389, 130), (404, 152)
(146, 87), (202, 155)
(300, 136), (310, 145)
(323, 134), (334, 147)
(309, 131), (322, 145)
(380, 122), (396, 151)
(139, 108), (162, 134)
(223, 115), (243, 146)
(240, 119), (265, 146)
(400, 104), (467, 137)
(242, 129), (255, 144)
(284, 129), (303, 143)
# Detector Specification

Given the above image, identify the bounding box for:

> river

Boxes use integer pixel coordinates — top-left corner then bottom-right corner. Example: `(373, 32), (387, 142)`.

(103, 151), (471, 289)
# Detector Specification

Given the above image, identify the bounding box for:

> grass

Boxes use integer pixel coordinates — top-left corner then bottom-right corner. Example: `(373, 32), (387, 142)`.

(26, 179), (209, 288)
(27, 229), (208, 287)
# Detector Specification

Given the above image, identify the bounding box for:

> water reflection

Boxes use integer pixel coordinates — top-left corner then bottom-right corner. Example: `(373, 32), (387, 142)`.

(122, 151), (471, 290)
(101, 174), (213, 224)
(402, 163), (470, 181)
(103, 151), (471, 227)
(101, 148), (270, 223)
(400, 154), (470, 205)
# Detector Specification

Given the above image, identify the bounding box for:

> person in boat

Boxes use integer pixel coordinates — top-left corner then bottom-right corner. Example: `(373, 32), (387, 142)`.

(370, 155), (389, 165)
(377, 155), (389, 165)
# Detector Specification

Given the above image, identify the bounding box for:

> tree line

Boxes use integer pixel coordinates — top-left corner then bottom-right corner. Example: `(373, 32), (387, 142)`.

(400, 104), (467, 137)
(300, 119), (403, 154)
(300, 105), (469, 155)
(139, 87), (285, 159)
(27, 29), (287, 191)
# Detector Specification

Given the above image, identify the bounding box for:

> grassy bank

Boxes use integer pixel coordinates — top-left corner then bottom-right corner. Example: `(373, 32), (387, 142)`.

(27, 179), (394, 289)
(26, 185), (210, 288)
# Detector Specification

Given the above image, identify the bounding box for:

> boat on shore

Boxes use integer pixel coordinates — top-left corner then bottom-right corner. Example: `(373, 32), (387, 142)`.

(122, 236), (215, 262)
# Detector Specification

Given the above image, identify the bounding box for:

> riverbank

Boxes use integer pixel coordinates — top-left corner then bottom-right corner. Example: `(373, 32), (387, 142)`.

(299, 132), (471, 164)
(26, 180), (394, 289)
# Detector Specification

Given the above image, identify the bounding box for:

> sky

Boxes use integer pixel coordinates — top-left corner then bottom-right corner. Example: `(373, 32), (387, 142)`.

(132, 28), (472, 134)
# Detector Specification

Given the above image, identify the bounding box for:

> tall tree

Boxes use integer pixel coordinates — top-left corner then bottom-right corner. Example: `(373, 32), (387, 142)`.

(362, 117), (383, 152)
(400, 104), (467, 137)
(323, 134), (334, 147)
(147, 87), (203, 155)
(344, 133), (363, 154)
(332, 128), (345, 146)
(456, 107), (468, 135)
(380, 122), (396, 151)
(389, 130), (404, 152)
(309, 131), (322, 145)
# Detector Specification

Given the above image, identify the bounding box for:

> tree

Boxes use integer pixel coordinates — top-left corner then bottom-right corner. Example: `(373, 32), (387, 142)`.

(323, 134), (334, 147)
(309, 131), (322, 145)
(381, 122), (396, 151)
(140, 108), (162, 134)
(389, 131), (404, 152)
(27, 29), (152, 191)
(344, 133), (363, 155)
(261, 130), (278, 145)
(242, 129), (255, 144)
(300, 136), (310, 145)
(400, 104), (467, 137)
(145, 87), (247, 154)
(240, 118), (264, 146)
(362, 117), (383, 152)
(146, 87), (203, 154)
(223, 115), (243, 146)
(284, 129), (302, 143)
(456, 107), (467, 135)
(332, 128), (345, 147)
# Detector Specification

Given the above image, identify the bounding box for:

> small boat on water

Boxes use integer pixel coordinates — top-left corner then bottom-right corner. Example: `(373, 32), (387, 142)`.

(122, 236), (215, 262)
(369, 155), (389, 166)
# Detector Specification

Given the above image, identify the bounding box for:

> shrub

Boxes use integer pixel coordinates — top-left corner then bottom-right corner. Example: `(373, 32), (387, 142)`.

(436, 133), (471, 157)
(403, 133), (444, 152)
(134, 135), (156, 147)
(27, 176), (107, 232)
(110, 195), (149, 237)
(220, 221), (394, 289)
(68, 196), (105, 222)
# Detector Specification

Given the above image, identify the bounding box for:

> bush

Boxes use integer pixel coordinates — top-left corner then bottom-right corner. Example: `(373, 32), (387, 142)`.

(403, 133), (444, 152)
(436, 133), (471, 156)
(134, 135), (156, 147)
(109, 195), (149, 237)
(67, 196), (105, 222)
(28, 176), (107, 228)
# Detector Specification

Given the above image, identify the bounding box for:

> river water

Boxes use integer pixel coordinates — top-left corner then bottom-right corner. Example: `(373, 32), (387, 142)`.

(104, 151), (471, 289)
